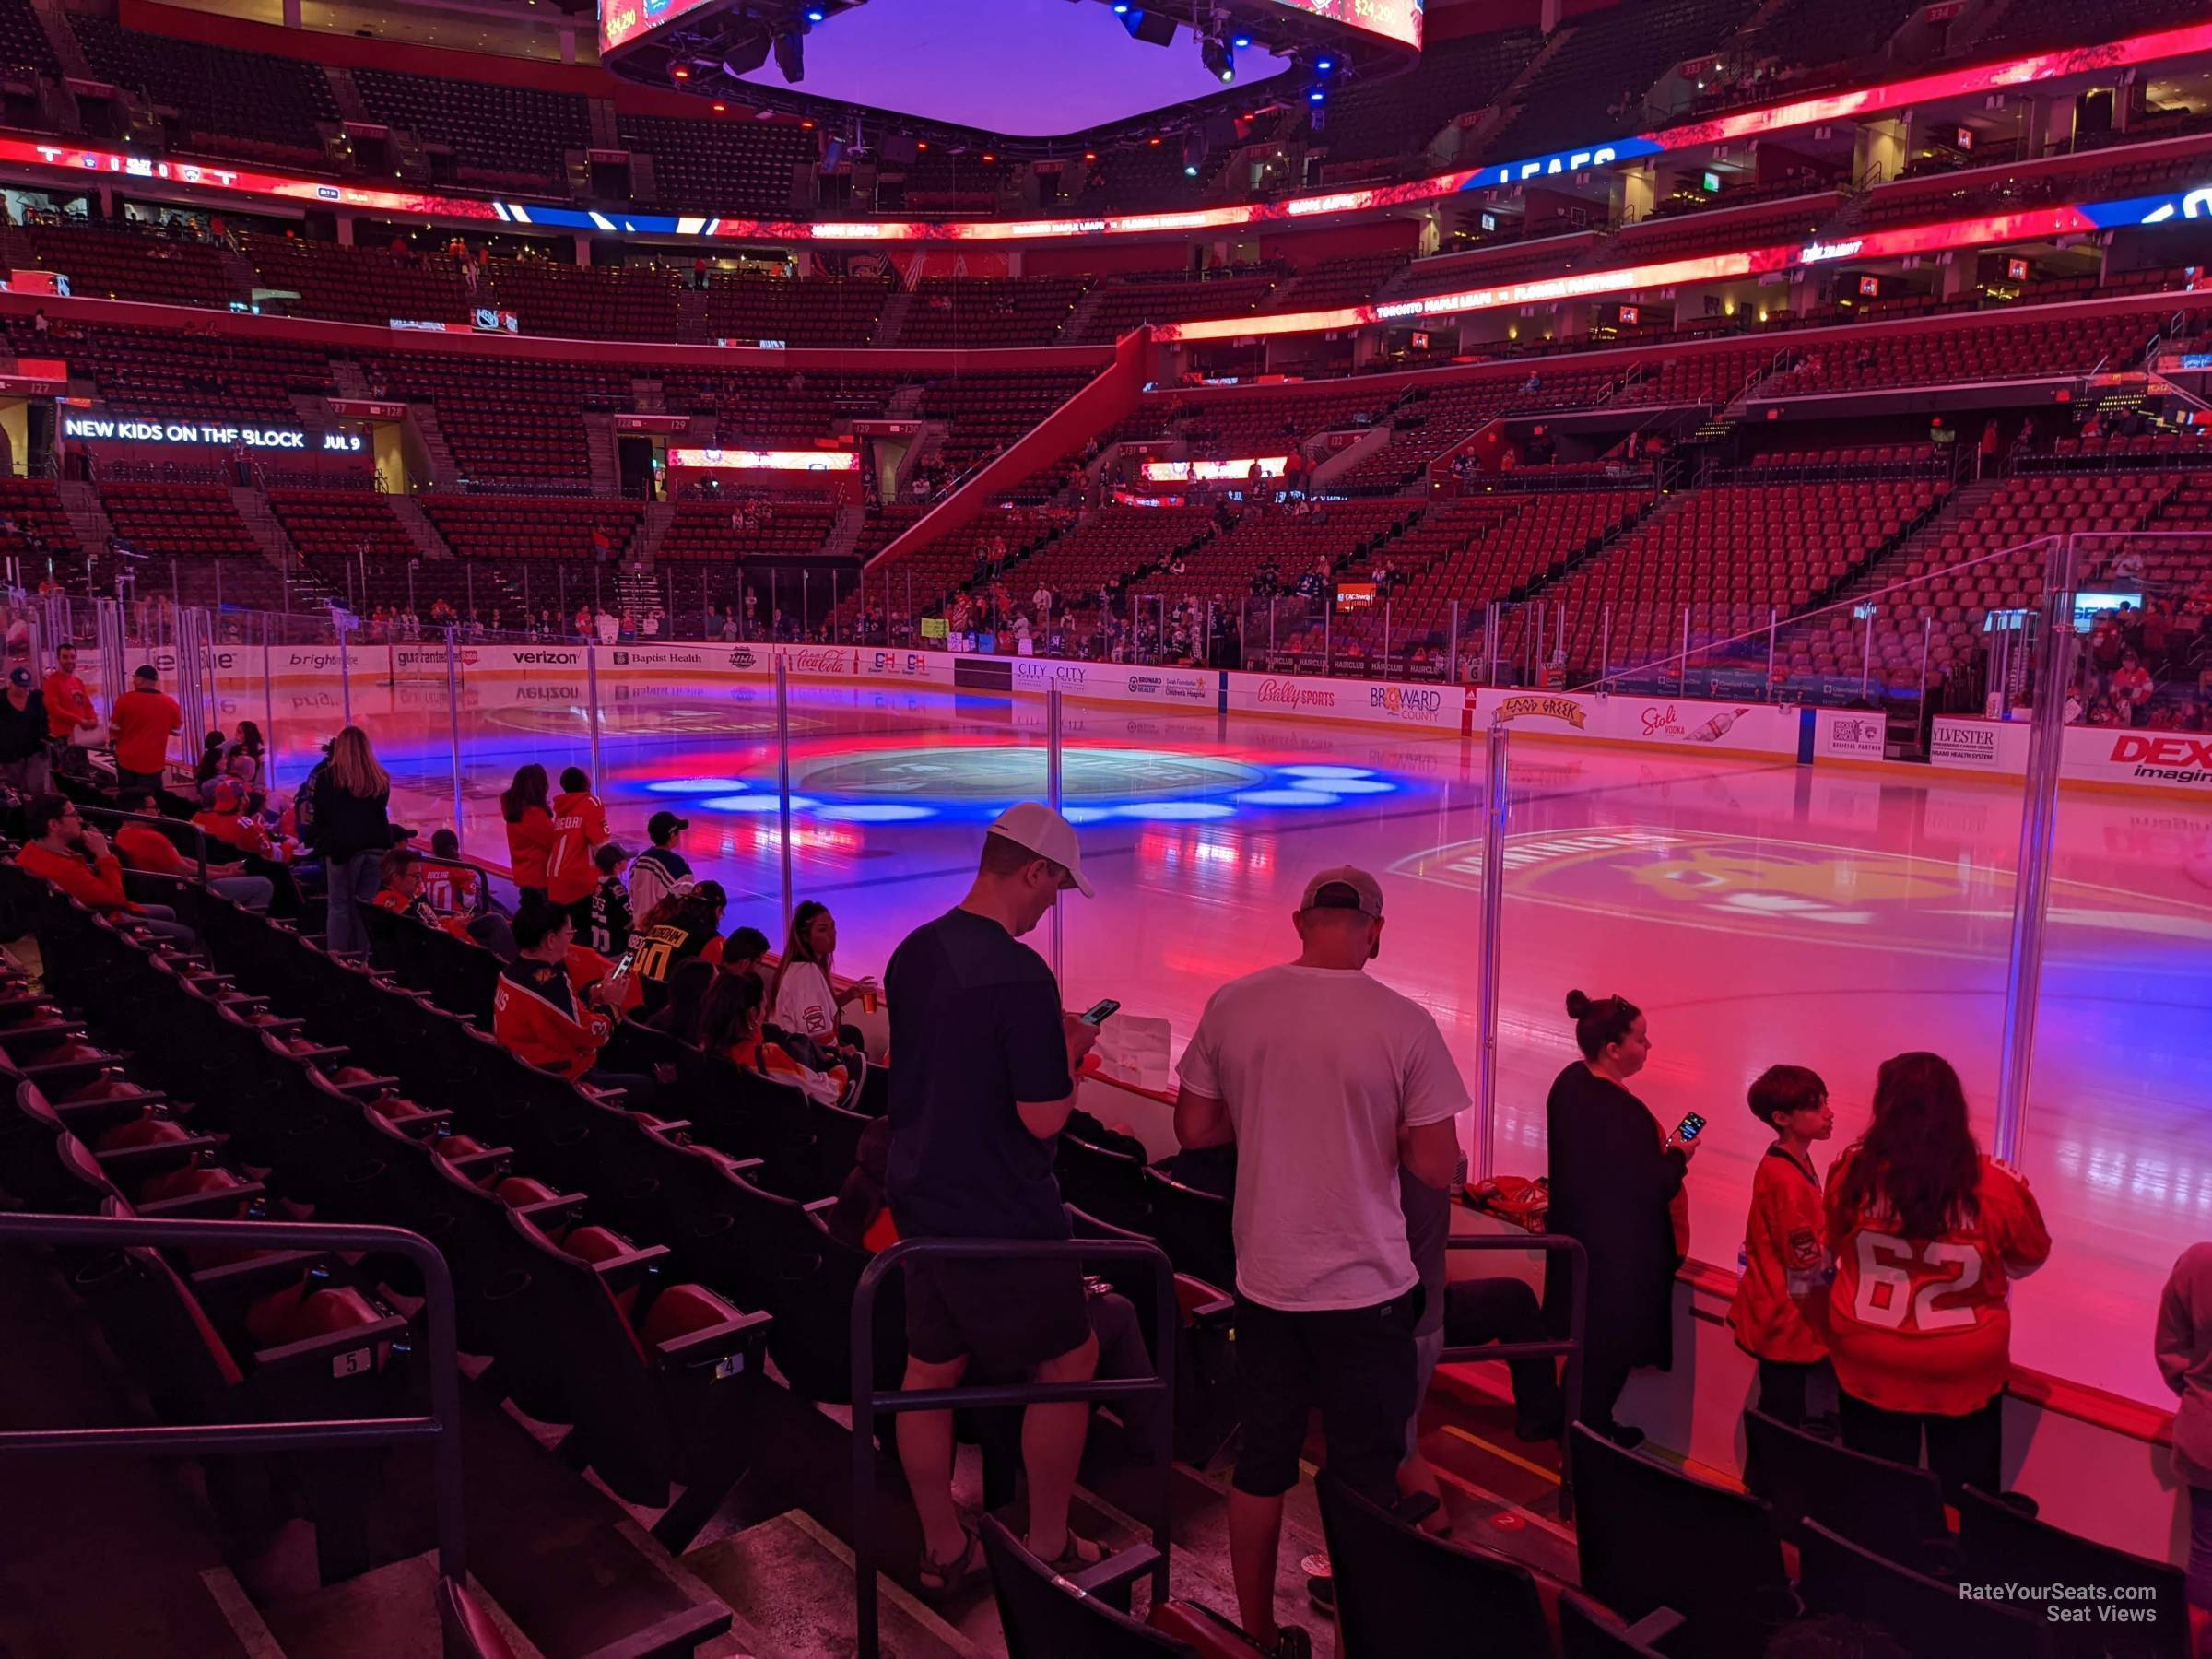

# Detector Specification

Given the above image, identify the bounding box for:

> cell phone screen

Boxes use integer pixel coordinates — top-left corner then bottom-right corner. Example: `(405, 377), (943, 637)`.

(1080, 998), (1121, 1026)
(1674, 1112), (1708, 1144)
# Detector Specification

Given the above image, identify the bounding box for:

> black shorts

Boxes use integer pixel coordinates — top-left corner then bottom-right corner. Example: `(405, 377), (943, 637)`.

(903, 1254), (1092, 1375)
(1231, 1287), (1423, 1502)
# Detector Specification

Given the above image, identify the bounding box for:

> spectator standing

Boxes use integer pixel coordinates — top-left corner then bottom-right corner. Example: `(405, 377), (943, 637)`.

(1728, 1065), (1836, 1430)
(2156, 1241), (2212, 1654)
(1825, 1053), (2050, 1500)
(41, 641), (98, 776)
(585, 841), (633, 958)
(304, 725), (399, 960)
(500, 764), (556, 903)
(883, 803), (1104, 1592)
(771, 899), (876, 1051)
(0, 667), (50, 794)
(1544, 990), (1696, 1450)
(545, 766), (609, 926)
(110, 665), (182, 794)
(629, 810), (693, 918)
(13, 794), (194, 945)
(1173, 867), (1467, 1657)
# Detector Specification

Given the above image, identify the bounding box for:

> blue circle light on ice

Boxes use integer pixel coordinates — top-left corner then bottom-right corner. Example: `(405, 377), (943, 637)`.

(814, 804), (936, 823)
(1234, 788), (1339, 806)
(648, 777), (754, 794)
(1279, 765), (1376, 780)
(1296, 777), (1393, 794)
(701, 794), (818, 814)
(1113, 801), (1238, 821)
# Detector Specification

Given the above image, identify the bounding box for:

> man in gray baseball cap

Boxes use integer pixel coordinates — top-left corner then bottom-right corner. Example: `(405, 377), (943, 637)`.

(1171, 864), (1469, 1657)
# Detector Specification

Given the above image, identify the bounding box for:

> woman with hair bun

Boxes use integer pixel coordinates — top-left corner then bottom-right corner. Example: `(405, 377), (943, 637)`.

(1544, 988), (1698, 1449)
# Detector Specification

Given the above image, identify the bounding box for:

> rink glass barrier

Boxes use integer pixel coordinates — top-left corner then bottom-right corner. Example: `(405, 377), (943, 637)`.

(15, 528), (2202, 1403)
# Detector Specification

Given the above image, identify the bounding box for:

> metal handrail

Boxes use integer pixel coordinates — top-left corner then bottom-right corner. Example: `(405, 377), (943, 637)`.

(0, 1211), (466, 1580)
(850, 1234), (1177, 1659)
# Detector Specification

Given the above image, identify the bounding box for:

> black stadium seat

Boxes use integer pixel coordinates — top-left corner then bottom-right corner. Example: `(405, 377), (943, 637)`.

(1559, 1589), (1682, 1659)
(1798, 1518), (2057, 1658)
(1956, 1486), (2192, 1659)
(1741, 1408), (1952, 1574)
(1569, 1424), (1795, 1659)
(1317, 1472), (1557, 1658)
(979, 1513), (1194, 1657)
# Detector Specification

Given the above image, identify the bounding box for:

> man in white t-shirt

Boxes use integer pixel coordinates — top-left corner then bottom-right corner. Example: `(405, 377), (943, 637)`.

(1174, 865), (1469, 1659)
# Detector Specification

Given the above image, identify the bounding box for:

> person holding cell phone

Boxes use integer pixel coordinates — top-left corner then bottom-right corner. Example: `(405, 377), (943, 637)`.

(1543, 989), (1699, 1451)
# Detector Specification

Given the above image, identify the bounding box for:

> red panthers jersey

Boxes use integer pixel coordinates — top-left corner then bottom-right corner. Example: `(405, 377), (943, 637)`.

(1825, 1152), (2051, 1415)
(1728, 1145), (1830, 1365)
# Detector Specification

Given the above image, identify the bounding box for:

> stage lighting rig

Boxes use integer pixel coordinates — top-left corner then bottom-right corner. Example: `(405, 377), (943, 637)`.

(773, 22), (806, 80)
(1200, 34), (1235, 82)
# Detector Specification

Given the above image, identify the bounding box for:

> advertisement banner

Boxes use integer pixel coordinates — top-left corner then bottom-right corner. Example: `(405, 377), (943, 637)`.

(1817, 709), (1889, 761)
(1473, 689), (1799, 755)
(1929, 715), (2017, 772)
(1229, 672), (1466, 731)
(2069, 728), (2212, 791)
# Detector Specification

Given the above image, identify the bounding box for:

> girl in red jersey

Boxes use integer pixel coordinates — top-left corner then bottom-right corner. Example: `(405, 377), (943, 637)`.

(1727, 1065), (1835, 1430)
(1824, 1053), (2050, 1500)
(500, 763), (555, 904)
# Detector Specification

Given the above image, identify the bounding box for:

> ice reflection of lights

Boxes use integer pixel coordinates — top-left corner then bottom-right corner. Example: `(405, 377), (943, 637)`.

(815, 804), (936, 822)
(702, 793), (819, 813)
(1297, 777), (1394, 794)
(1235, 788), (1338, 806)
(648, 777), (753, 794)
(1062, 806), (1112, 824)
(1282, 765), (1375, 779)
(1115, 801), (1238, 820)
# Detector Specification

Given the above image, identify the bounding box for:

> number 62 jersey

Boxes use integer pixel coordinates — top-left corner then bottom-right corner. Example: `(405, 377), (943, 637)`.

(1825, 1153), (2053, 1415)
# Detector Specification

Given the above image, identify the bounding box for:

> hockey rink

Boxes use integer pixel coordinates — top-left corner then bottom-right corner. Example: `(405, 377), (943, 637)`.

(252, 669), (2212, 1409)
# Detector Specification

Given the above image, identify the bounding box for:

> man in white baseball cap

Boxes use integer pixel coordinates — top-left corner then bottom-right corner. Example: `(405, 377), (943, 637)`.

(882, 800), (1106, 1585)
(981, 798), (1095, 899)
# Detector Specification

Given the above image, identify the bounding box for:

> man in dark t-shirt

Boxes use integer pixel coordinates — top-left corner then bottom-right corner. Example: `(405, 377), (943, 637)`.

(885, 801), (1104, 1589)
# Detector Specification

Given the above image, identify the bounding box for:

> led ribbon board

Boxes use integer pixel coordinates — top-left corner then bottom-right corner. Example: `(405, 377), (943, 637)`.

(6, 19), (2209, 243)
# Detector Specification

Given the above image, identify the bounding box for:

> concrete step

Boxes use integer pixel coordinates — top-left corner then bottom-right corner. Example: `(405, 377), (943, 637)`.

(682, 1510), (983, 1659)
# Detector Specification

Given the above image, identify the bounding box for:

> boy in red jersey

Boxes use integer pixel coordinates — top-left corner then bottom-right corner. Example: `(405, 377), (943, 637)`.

(544, 765), (608, 927)
(1824, 1053), (2050, 1500)
(1728, 1065), (1834, 1431)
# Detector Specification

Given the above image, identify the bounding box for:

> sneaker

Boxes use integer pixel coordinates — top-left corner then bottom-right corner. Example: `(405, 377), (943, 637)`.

(1605, 1422), (1647, 1452)
(1304, 1571), (1335, 1616)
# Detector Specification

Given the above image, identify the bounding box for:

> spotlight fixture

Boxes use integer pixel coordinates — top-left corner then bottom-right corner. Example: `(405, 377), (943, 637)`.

(1315, 55), (1335, 71)
(1231, 32), (1250, 47)
(1119, 7), (1176, 45)
(1200, 35), (1235, 82)
(805, 6), (826, 18)
(1307, 84), (1325, 102)
(721, 27), (771, 76)
(772, 25), (806, 81)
